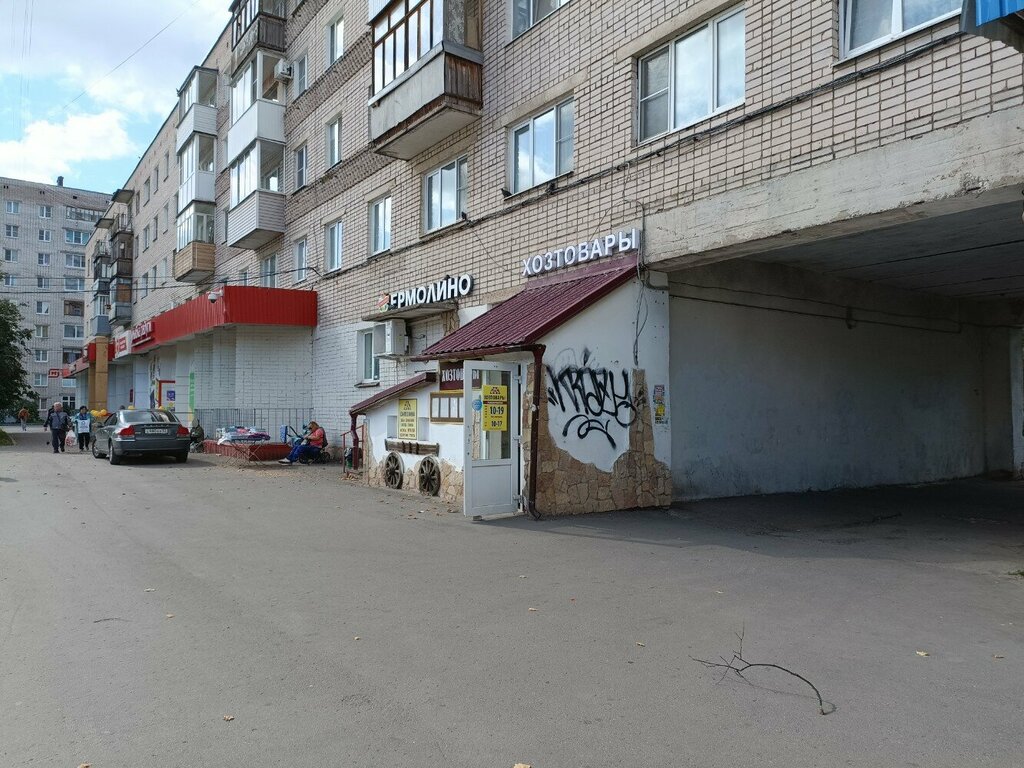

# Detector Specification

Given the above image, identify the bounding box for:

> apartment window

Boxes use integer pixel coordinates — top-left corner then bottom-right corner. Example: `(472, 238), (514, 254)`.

(38, 229), (51, 242)
(638, 7), (745, 142)
(293, 54), (308, 96)
(33, 324), (48, 339)
(37, 253), (49, 266)
(152, 216), (159, 242)
(33, 349), (48, 363)
(140, 271), (149, 299)
(325, 220), (343, 271)
(135, 195), (140, 214)
(2, 274), (14, 287)
(64, 229), (88, 244)
(164, 152), (170, 180)
(326, 117), (341, 167)
(36, 276), (50, 288)
(62, 394), (76, 411)
(370, 196), (392, 254)
(176, 202), (215, 250)
(229, 141), (282, 206)
(179, 67), (217, 119)
(159, 257), (168, 284)
(61, 378), (76, 389)
(63, 324), (84, 340)
(64, 278), (85, 292)
(327, 15), (345, 64)
(2, 247), (16, 262)
(294, 238), (308, 282)
(260, 254), (277, 288)
(63, 299), (84, 315)
(358, 329), (380, 382)
(512, 0), (570, 38)
(153, 167), (160, 193)
(143, 226), (150, 250)
(36, 301), (50, 315)
(5, 224), (19, 237)
(295, 144), (307, 189)
(66, 206), (102, 222)
(844, 0), (960, 55)
(38, 205), (52, 218)
(65, 253), (85, 269)
(62, 348), (78, 365)
(424, 157), (467, 231)
(144, 179), (151, 203)
(162, 204), (169, 233)
(238, 268), (249, 286)
(372, 0), (445, 92)
(33, 373), (47, 387)
(231, 59), (257, 122)
(179, 134), (215, 183)
(5, 200), (20, 214)
(511, 98), (574, 193)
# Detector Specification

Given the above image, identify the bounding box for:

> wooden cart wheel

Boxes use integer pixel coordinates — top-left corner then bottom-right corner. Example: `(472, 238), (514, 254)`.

(417, 457), (441, 496)
(383, 452), (403, 489)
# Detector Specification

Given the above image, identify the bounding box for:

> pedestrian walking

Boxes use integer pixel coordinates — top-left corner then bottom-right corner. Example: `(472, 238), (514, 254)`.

(74, 406), (92, 452)
(17, 406), (29, 431)
(44, 403), (70, 454)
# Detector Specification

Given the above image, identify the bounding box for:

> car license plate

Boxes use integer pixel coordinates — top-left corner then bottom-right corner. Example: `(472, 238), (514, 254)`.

(144, 427), (163, 435)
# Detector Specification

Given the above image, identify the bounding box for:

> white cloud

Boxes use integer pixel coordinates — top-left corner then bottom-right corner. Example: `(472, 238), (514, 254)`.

(0, 111), (137, 184)
(0, 0), (231, 119)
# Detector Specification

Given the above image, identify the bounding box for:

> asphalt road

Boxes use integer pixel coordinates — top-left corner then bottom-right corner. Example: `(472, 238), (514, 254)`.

(1, 432), (1022, 767)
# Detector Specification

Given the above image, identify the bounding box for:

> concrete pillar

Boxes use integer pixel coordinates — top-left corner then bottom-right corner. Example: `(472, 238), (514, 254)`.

(982, 328), (1024, 477)
(92, 337), (109, 410)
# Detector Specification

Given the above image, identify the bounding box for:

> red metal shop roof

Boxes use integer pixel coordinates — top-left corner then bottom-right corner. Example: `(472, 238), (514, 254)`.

(131, 286), (318, 354)
(416, 255), (638, 361)
(350, 371), (436, 415)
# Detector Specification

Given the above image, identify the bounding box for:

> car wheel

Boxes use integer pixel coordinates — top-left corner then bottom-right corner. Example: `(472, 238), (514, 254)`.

(108, 442), (122, 465)
(175, 450), (188, 464)
(91, 439), (105, 459)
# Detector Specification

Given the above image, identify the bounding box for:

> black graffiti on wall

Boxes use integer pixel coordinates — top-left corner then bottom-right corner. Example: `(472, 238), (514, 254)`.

(546, 349), (639, 449)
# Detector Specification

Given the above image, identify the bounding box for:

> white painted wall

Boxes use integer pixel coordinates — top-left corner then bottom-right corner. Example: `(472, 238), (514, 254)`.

(363, 382), (465, 471)
(670, 262), (1003, 499)
(540, 278), (671, 472)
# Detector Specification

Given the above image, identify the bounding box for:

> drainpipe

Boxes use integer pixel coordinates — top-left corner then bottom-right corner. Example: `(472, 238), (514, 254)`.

(525, 344), (545, 519)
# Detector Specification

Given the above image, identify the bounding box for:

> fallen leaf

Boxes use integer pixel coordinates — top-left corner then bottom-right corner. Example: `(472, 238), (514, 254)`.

(636, 642), (646, 647)
(993, 654), (1005, 659)
(513, 764), (532, 768)
(144, 588), (156, 593)
(77, 764), (91, 768)
(916, 651), (930, 657)
(223, 715), (234, 721)
(518, 575), (528, 579)
(527, 607), (538, 612)
(165, 614), (175, 619)
(353, 636), (361, 640)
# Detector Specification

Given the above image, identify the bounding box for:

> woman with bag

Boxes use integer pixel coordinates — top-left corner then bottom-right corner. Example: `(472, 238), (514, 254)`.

(74, 406), (92, 451)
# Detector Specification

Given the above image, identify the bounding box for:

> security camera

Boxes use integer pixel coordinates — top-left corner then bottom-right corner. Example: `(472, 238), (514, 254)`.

(207, 290), (221, 304)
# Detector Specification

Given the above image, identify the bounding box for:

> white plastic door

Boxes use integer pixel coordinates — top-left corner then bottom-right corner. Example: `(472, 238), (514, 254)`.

(463, 361), (520, 517)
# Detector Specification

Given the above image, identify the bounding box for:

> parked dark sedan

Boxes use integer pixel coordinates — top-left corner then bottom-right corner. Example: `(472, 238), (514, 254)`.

(91, 409), (191, 465)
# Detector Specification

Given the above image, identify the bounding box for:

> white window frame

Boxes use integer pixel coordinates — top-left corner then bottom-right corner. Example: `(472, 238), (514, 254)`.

(841, 0), (962, 59)
(34, 349), (49, 363)
(62, 323), (84, 340)
(424, 156), (468, 232)
(37, 253), (49, 266)
(64, 229), (88, 245)
(143, 226), (150, 250)
(369, 195), (392, 255)
(33, 373), (47, 387)
(36, 301), (50, 315)
(294, 238), (308, 282)
(33, 324), (48, 339)
(61, 378), (76, 389)
(5, 224), (19, 237)
(239, 268), (249, 286)
(637, 6), (746, 143)
(64, 277), (85, 292)
(327, 15), (345, 64)
(260, 253), (277, 288)
(326, 117), (341, 167)
(358, 329), (380, 383)
(5, 200), (20, 214)
(2, 274), (14, 287)
(38, 229), (51, 242)
(144, 179), (151, 204)
(36, 276), (49, 288)
(2, 247), (16, 262)
(512, 0), (571, 39)
(295, 143), (307, 189)
(509, 98), (574, 194)
(65, 253), (85, 269)
(293, 53), (308, 96)
(325, 220), (343, 272)
(38, 205), (52, 219)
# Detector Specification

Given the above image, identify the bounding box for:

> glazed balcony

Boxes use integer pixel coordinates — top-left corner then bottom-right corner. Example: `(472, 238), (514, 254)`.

(176, 103), (217, 153)
(109, 255), (133, 280)
(173, 241), (216, 283)
(230, 0), (285, 75)
(178, 170), (216, 212)
(176, 67), (218, 152)
(108, 301), (131, 323)
(89, 315), (112, 338)
(92, 277), (110, 297)
(368, 0), (482, 159)
(227, 190), (284, 250)
(227, 99), (285, 164)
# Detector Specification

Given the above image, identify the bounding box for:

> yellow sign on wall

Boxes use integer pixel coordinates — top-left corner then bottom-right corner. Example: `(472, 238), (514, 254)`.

(482, 384), (507, 403)
(482, 402), (508, 432)
(397, 398), (418, 439)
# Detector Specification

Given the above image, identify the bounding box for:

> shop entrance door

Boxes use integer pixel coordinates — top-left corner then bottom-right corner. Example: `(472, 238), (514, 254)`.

(463, 361), (520, 517)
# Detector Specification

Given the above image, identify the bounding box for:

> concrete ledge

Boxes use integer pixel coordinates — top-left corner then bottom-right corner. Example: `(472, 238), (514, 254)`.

(203, 440), (291, 461)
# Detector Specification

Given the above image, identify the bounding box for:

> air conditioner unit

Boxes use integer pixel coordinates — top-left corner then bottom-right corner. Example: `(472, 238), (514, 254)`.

(273, 60), (293, 81)
(377, 319), (407, 358)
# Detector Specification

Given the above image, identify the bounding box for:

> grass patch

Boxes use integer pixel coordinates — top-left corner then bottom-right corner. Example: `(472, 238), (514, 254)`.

(0, 428), (12, 446)
(1009, 570), (1024, 579)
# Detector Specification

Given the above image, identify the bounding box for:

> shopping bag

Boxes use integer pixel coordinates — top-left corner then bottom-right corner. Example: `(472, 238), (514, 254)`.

(65, 432), (76, 447)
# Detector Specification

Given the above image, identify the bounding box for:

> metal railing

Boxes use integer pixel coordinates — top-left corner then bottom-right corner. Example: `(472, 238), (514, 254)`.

(193, 407), (313, 442)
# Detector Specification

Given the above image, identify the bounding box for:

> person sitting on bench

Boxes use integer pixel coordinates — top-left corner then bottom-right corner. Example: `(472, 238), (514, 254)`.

(278, 420), (325, 465)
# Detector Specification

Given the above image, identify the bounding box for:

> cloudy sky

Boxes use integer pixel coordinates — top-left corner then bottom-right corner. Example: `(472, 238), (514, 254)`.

(0, 0), (231, 193)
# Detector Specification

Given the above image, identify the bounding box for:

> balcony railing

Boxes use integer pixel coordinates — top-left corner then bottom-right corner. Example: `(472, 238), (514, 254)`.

(226, 190), (285, 250)
(89, 314), (112, 338)
(230, 4), (285, 75)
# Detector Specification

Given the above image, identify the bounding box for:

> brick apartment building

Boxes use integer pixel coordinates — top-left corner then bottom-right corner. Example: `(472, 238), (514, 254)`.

(0, 177), (110, 415)
(76, 0), (1024, 516)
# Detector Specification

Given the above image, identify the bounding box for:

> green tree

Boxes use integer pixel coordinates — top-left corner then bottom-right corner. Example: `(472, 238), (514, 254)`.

(0, 296), (33, 414)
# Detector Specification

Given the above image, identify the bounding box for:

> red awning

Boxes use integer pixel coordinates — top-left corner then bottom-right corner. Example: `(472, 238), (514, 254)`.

(415, 255), (637, 361)
(63, 341), (96, 378)
(130, 286), (317, 354)
(350, 372), (436, 416)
